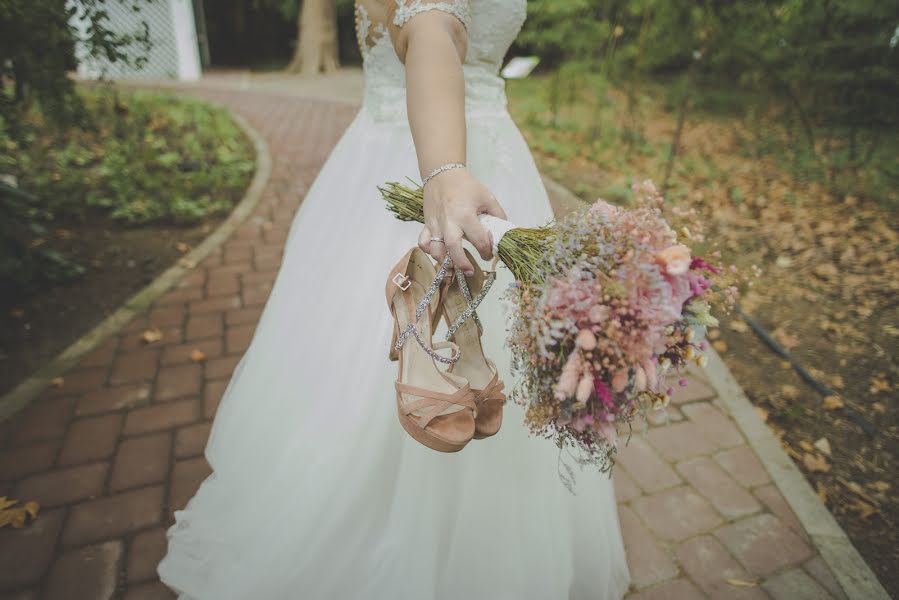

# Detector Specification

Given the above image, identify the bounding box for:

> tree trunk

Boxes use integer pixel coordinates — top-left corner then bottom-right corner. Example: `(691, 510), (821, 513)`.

(287, 0), (339, 75)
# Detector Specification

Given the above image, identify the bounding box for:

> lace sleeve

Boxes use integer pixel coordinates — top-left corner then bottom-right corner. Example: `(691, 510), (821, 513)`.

(392, 0), (471, 31)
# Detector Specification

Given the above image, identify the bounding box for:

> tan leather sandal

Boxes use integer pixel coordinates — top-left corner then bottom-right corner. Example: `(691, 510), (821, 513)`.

(435, 249), (506, 440)
(386, 248), (477, 453)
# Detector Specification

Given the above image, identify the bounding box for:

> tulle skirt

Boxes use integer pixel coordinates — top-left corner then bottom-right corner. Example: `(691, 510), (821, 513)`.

(157, 106), (630, 600)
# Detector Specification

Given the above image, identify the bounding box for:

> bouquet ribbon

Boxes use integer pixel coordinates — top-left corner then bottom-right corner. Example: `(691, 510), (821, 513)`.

(478, 214), (517, 256)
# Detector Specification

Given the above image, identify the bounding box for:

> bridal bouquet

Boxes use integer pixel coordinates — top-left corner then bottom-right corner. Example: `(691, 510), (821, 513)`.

(379, 179), (740, 478)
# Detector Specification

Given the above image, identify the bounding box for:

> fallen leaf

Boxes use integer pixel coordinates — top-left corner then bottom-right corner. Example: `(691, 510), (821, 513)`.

(726, 579), (757, 588)
(729, 319), (749, 333)
(813, 437), (832, 456)
(178, 258), (197, 269)
(175, 242), (191, 253)
(189, 349), (206, 362)
(141, 328), (163, 344)
(783, 443), (802, 461)
(847, 500), (878, 519)
(772, 327), (799, 349)
(799, 440), (814, 452)
(869, 377), (890, 394)
(869, 481), (890, 493)
(803, 452), (830, 473)
(781, 384), (800, 400)
(813, 262), (839, 280)
(872, 402), (885, 414)
(830, 375), (845, 390)
(779, 360), (791, 369)
(754, 406), (769, 422)
(823, 395), (844, 410)
(0, 497), (40, 529)
(775, 256), (793, 268)
(50, 377), (64, 388)
(816, 481), (828, 504)
(713, 340), (728, 352)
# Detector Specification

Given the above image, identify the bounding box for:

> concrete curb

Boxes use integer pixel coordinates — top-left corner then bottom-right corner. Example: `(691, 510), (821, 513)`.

(543, 175), (888, 600)
(0, 109), (272, 423)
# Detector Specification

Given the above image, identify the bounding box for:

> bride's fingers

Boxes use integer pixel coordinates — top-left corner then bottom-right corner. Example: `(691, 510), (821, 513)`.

(429, 238), (447, 264)
(444, 225), (473, 276)
(462, 214), (494, 261)
(418, 225), (432, 254)
(424, 217), (446, 263)
(481, 194), (508, 221)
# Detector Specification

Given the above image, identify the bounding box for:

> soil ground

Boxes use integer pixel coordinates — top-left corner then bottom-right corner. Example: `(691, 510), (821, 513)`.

(0, 217), (223, 396)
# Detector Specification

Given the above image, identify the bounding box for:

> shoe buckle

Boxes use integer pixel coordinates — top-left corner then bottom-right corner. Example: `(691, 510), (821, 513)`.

(392, 273), (411, 291)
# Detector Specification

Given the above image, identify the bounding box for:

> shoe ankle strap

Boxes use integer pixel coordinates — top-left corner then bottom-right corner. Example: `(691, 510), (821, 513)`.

(395, 256), (462, 365)
(445, 267), (496, 341)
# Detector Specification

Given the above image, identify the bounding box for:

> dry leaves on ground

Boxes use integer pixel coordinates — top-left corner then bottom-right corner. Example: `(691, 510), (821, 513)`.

(802, 452), (831, 473)
(822, 395), (845, 410)
(0, 497), (39, 529)
(141, 328), (163, 344)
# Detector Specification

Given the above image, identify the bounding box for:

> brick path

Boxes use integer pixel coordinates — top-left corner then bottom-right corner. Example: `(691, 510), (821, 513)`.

(0, 83), (849, 600)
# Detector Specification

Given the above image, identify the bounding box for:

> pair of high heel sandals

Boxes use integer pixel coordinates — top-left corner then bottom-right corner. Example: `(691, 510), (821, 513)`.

(386, 247), (506, 453)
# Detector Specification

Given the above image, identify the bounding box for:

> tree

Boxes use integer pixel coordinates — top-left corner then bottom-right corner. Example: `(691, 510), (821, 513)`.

(286, 0), (340, 75)
(0, 0), (152, 128)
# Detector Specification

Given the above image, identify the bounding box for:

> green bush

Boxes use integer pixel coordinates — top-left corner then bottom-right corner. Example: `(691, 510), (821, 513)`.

(1, 87), (255, 293)
(9, 88), (254, 225)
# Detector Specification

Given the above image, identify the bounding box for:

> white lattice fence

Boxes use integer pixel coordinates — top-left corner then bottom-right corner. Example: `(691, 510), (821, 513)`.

(70, 0), (202, 80)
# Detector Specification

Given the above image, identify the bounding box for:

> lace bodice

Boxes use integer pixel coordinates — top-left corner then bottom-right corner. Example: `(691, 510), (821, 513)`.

(354, 0), (527, 123)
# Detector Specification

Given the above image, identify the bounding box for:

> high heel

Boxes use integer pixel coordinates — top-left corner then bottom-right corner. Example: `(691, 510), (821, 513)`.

(436, 248), (506, 439)
(386, 248), (477, 453)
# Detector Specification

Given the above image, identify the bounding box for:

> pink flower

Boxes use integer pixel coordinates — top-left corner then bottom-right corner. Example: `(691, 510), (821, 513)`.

(656, 245), (692, 276)
(576, 328), (597, 350)
(589, 200), (620, 220)
(634, 366), (647, 391)
(664, 273), (693, 319)
(687, 272), (712, 298)
(690, 256), (720, 274)
(570, 413), (595, 433)
(611, 369), (629, 393)
(554, 352), (582, 400)
(576, 375), (594, 402)
(594, 379), (615, 409)
(589, 305), (609, 323)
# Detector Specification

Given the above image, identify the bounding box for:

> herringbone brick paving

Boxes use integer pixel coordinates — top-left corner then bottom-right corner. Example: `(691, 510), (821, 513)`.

(0, 84), (848, 600)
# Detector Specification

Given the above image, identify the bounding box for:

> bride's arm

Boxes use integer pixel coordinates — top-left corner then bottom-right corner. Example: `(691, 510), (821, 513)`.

(388, 3), (506, 275)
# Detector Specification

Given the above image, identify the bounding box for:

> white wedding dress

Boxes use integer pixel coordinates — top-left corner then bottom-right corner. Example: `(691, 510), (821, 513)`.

(157, 1), (630, 598)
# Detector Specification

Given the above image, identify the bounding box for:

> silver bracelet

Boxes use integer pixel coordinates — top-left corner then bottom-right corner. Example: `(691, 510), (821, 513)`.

(422, 162), (466, 187)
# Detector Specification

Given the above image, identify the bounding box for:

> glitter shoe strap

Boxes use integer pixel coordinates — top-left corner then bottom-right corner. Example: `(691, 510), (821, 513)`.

(445, 267), (495, 341)
(394, 256), (462, 365)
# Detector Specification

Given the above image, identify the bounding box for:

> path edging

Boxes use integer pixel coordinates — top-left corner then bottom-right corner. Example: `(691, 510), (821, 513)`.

(0, 109), (272, 423)
(545, 176), (887, 600)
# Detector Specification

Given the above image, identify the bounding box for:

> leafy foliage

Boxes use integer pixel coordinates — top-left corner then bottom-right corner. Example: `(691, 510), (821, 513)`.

(0, 0), (154, 129)
(517, 0), (899, 187)
(2, 88), (254, 293)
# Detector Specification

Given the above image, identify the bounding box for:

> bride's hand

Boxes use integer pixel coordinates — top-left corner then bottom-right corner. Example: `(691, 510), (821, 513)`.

(417, 168), (507, 276)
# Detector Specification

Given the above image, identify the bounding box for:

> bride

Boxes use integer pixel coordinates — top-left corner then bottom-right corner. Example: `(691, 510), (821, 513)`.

(157, 1), (630, 598)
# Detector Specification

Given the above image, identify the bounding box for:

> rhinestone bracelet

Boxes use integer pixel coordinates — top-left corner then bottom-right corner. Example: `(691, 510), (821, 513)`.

(422, 162), (466, 187)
